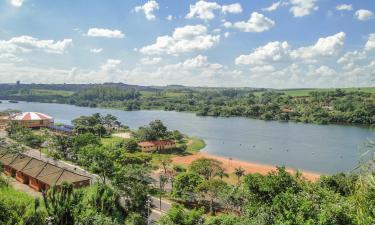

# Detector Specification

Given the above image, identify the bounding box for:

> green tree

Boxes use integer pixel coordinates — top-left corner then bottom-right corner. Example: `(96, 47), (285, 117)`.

(189, 158), (225, 180)
(196, 179), (227, 215)
(171, 172), (203, 202)
(43, 182), (76, 225)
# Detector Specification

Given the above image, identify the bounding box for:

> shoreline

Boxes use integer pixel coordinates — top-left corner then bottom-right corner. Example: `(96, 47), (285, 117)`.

(172, 152), (322, 181)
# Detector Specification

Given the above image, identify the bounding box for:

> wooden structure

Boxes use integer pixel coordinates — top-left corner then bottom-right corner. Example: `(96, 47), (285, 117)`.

(10, 112), (54, 128)
(138, 140), (176, 152)
(0, 148), (90, 192)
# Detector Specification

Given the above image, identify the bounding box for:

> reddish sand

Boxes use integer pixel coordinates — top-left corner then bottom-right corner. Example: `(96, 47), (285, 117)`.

(172, 152), (321, 181)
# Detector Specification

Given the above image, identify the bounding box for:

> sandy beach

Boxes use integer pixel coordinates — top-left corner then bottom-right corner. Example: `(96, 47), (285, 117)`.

(172, 152), (321, 181)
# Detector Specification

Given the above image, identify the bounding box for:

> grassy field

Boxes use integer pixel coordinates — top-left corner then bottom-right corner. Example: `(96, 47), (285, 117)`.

(186, 137), (206, 153)
(254, 87), (375, 97)
(101, 136), (125, 147)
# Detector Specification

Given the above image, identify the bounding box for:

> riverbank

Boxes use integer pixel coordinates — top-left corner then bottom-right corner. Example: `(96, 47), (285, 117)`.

(172, 152), (321, 181)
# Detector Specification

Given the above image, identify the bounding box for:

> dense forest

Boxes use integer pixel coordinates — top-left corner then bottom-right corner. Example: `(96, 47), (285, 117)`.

(0, 83), (374, 125)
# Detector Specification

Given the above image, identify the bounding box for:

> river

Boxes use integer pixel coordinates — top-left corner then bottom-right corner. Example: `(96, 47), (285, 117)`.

(0, 101), (373, 174)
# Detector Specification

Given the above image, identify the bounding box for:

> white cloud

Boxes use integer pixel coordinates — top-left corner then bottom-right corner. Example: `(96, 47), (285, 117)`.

(235, 41), (290, 65)
(337, 50), (366, 70)
(186, 1), (242, 20)
(87, 28), (124, 38)
(226, 12), (275, 33)
(135, 0), (159, 21)
(90, 48), (103, 53)
(9, 0), (23, 7)
(291, 32), (346, 60)
(166, 15), (173, 21)
(0, 35), (72, 54)
(140, 57), (162, 65)
(314, 65), (337, 77)
(355, 9), (374, 21)
(180, 55), (223, 69)
(186, 1), (221, 20)
(365, 33), (375, 51)
(289, 0), (318, 17)
(250, 65), (276, 73)
(336, 4), (352, 11)
(221, 3), (242, 14)
(139, 24), (220, 55)
(262, 2), (281, 12)
(100, 59), (121, 71)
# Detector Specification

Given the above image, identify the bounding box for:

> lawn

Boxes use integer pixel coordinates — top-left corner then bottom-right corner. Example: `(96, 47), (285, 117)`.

(185, 137), (206, 153)
(101, 136), (125, 147)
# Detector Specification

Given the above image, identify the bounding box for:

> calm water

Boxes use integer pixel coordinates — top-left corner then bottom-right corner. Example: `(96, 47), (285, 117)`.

(0, 101), (373, 174)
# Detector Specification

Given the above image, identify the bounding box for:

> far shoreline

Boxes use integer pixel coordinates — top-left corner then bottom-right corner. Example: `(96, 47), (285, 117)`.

(172, 152), (322, 181)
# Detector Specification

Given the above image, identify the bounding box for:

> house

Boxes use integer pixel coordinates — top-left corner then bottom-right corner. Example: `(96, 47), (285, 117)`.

(0, 148), (91, 192)
(10, 112), (54, 128)
(138, 140), (176, 152)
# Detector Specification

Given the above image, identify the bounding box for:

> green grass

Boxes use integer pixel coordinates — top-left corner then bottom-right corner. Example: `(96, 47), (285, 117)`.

(101, 136), (125, 147)
(30, 89), (75, 97)
(185, 137), (206, 153)
(254, 87), (375, 97)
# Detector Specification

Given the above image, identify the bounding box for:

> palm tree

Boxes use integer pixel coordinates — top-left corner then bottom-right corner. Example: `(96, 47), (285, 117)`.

(234, 167), (245, 184)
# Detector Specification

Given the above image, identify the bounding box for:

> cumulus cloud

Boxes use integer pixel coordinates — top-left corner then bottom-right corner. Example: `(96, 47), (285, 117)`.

(90, 48), (103, 53)
(335, 4), (352, 11)
(140, 57), (162, 65)
(87, 28), (124, 38)
(291, 32), (346, 60)
(135, 0), (159, 21)
(139, 24), (220, 55)
(289, 0), (318, 17)
(0, 35), (72, 54)
(186, 1), (242, 20)
(365, 33), (375, 51)
(100, 59), (121, 71)
(314, 65), (337, 77)
(221, 3), (242, 14)
(166, 15), (173, 21)
(262, 2), (281, 12)
(355, 9), (374, 21)
(337, 50), (366, 70)
(225, 12), (275, 33)
(235, 41), (290, 65)
(9, 0), (23, 7)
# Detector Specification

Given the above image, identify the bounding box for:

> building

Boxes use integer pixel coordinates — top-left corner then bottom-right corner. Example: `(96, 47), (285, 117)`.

(138, 140), (176, 152)
(10, 112), (54, 128)
(0, 148), (91, 192)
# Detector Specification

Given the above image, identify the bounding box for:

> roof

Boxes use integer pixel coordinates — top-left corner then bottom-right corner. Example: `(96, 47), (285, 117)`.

(12, 112), (53, 121)
(21, 158), (47, 177)
(0, 153), (18, 166)
(138, 140), (175, 147)
(9, 154), (32, 171)
(55, 170), (91, 186)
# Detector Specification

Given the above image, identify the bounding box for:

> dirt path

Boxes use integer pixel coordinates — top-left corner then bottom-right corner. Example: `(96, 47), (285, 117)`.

(172, 152), (321, 181)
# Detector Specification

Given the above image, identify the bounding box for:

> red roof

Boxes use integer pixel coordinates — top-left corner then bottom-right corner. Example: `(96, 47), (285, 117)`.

(12, 112), (53, 121)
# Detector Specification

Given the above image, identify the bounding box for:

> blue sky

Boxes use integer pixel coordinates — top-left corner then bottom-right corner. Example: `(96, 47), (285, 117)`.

(0, 0), (374, 88)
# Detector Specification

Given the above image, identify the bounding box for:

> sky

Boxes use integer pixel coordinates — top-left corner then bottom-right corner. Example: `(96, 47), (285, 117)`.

(0, 0), (374, 88)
